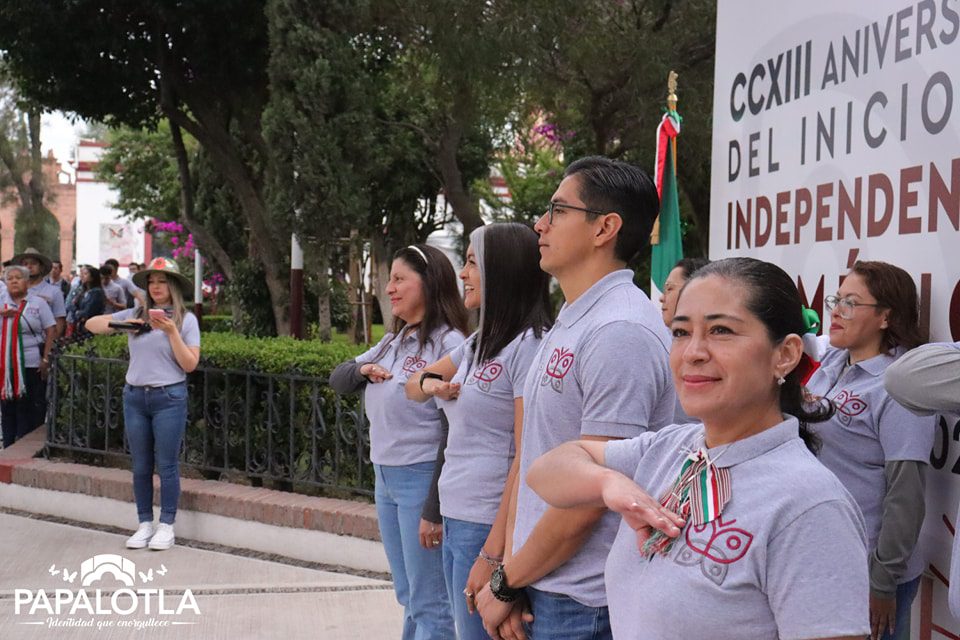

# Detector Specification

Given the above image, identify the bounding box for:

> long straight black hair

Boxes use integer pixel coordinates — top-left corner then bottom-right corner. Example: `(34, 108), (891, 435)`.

(471, 223), (553, 364)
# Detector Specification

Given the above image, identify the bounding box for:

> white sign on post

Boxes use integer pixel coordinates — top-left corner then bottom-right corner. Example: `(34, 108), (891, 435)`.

(709, 0), (960, 635)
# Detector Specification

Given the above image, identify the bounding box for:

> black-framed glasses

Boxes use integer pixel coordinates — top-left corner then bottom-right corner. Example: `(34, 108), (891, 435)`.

(824, 295), (883, 320)
(545, 201), (607, 225)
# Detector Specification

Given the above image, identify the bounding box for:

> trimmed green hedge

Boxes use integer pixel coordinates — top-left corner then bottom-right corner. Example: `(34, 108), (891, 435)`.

(66, 332), (369, 376)
(54, 332), (377, 495)
(201, 314), (234, 333)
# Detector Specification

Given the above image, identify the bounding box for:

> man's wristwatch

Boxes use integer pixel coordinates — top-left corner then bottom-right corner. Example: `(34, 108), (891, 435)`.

(490, 563), (521, 603)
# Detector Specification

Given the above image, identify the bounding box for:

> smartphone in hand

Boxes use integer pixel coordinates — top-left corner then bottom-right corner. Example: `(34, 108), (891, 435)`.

(148, 308), (170, 320)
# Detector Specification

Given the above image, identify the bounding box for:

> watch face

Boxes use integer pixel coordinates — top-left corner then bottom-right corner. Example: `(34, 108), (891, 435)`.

(490, 567), (504, 593)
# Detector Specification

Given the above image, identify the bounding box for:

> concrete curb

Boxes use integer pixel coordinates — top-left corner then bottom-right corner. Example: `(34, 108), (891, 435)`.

(0, 428), (389, 573)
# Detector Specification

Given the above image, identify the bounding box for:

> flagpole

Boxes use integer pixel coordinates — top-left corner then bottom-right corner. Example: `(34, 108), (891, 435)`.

(651, 71), (678, 247)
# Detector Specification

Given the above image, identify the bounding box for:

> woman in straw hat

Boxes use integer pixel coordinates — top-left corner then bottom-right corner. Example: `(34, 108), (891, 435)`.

(86, 257), (201, 551)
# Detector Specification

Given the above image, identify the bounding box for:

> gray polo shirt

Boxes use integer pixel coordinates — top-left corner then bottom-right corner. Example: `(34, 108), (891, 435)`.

(513, 269), (675, 607)
(103, 280), (126, 308)
(437, 329), (542, 525)
(112, 309), (201, 386)
(603, 418), (869, 640)
(356, 327), (465, 466)
(27, 280), (66, 319)
(884, 342), (960, 415)
(807, 346), (936, 582)
(0, 292), (55, 368)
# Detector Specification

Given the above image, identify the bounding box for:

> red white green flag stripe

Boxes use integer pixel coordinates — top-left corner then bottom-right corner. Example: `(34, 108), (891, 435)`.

(640, 448), (732, 558)
(0, 300), (28, 400)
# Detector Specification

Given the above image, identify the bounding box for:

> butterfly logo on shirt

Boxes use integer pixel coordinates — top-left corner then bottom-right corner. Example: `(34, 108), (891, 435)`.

(540, 347), (574, 393)
(831, 389), (868, 426)
(465, 361), (503, 393)
(672, 515), (754, 586)
(401, 355), (427, 376)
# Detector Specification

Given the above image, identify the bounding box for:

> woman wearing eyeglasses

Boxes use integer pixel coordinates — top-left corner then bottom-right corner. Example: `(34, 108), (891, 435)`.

(808, 260), (935, 640)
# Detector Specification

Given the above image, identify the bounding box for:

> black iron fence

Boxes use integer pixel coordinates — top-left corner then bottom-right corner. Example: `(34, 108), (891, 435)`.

(46, 353), (374, 496)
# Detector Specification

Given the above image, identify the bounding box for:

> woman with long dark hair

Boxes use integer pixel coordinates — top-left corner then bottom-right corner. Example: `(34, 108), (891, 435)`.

(525, 258), (870, 639)
(807, 260), (934, 640)
(330, 244), (467, 640)
(404, 223), (553, 639)
(67, 265), (106, 335)
(86, 258), (200, 551)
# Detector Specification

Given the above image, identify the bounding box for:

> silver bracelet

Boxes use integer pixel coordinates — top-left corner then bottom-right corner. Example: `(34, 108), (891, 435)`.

(478, 549), (503, 567)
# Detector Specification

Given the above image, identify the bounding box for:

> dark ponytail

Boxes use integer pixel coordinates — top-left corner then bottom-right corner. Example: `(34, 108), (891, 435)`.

(684, 258), (833, 454)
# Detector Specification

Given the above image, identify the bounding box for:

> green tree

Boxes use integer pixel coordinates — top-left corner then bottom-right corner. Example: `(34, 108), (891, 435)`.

(0, 1), (293, 332)
(0, 71), (57, 255)
(520, 0), (716, 256)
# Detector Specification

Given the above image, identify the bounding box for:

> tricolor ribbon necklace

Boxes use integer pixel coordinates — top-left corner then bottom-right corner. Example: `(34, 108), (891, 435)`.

(640, 437), (732, 558)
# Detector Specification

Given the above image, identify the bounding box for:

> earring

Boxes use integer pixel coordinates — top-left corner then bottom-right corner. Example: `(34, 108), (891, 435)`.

(777, 374), (786, 386)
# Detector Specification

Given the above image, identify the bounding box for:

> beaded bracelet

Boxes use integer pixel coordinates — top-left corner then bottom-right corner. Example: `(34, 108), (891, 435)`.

(478, 549), (503, 567)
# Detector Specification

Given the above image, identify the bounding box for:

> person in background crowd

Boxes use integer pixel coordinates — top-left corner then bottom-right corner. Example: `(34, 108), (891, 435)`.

(66, 265), (106, 335)
(46, 260), (71, 298)
(525, 257), (870, 640)
(806, 260), (934, 640)
(85, 258), (200, 551)
(405, 223), (553, 640)
(659, 257), (710, 327)
(14, 247), (66, 338)
(0, 265), (56, 448)
(105, 258), (145, 308)
(476, 157), (675, 640)
(330, 244), (468, 640)
(100, 265), (127, 311)
(128, 262), (141, 275)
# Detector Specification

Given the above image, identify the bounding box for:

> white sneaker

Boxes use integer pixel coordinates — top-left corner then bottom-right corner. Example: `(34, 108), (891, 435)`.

(148, 523), (176, 550)
(126, 522), (155, 549)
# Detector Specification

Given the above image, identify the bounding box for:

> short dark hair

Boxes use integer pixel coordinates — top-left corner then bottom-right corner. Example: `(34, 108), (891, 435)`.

(100, 265), (115, 278)
(563, 156), (660, 264)
(52, 260), (63, 269)
(850, 261), (924, 351)
(105, 258), (120, 269)
(686, 258), (834, 453)
(391, 244), (469, 353)
(673, 257), (710, 280)
(470, 223), (553, 364)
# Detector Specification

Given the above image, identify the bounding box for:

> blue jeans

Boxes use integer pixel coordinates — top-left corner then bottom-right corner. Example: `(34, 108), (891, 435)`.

(123, 382), (188, 525)
(375, 462), (454, 640)
(880, 576), (921, 640)
(524, 587), (612, 640)
(442, 517), (492, 640)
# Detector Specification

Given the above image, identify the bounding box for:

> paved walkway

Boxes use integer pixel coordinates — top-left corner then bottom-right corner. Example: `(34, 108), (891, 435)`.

(0, 512), (404, 639)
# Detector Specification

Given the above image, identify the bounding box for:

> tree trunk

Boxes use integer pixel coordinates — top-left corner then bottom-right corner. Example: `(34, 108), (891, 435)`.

(166, 118), (235, 280)
(348, 229), (365, 344)
(370, 232), (393, 330)
(437, 120), (484, 236)
(316, 251), (332, 342)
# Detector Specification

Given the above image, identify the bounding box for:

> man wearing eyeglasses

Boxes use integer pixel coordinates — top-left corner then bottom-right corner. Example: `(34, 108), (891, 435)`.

(475, 157), (675, 640)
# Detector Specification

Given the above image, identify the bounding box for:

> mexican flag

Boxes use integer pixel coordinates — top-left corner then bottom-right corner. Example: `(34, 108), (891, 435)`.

(650, 109), (683, 301)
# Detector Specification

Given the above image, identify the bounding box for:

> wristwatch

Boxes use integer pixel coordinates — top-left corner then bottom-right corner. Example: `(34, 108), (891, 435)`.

(490, 564), (521, 603)
(419, 371), (443, 392)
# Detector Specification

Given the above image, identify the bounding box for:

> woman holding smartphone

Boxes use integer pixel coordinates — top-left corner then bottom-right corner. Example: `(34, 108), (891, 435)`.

(86, 258), (200, 551)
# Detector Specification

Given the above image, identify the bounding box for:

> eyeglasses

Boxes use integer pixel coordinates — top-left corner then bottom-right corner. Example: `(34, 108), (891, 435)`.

(545, 201), (607, 225)
(824, 295), (883, 320)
